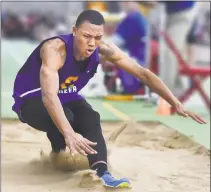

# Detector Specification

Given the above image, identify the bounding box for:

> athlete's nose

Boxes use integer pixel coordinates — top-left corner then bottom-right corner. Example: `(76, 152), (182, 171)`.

(88, 38), (95, 47)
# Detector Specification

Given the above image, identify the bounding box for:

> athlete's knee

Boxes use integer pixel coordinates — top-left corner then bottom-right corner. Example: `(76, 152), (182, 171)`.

(88, 110), (101, 125)
(81, 110), (101, 132)
(94, 110), (100, 122)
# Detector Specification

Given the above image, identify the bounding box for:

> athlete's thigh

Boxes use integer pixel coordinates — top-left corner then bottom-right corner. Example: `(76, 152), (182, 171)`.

(21, 97), (74, 132)
(66, 99), (101, 134)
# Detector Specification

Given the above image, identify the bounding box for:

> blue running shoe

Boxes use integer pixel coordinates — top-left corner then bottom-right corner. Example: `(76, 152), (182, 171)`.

(100, 171), (131, 188)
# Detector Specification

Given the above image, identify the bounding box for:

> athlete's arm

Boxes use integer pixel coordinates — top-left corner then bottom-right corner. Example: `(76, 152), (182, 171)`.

(40, 39), (97, 156)
(40, 38), (73, 136)
(99, 41), (206, 124)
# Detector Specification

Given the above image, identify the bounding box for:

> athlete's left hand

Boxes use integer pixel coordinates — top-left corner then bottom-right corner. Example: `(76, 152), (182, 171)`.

(174, 102), (207, 124)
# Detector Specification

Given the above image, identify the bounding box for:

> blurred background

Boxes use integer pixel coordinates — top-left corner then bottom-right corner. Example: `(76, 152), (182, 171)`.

(1, 1), (210, 118)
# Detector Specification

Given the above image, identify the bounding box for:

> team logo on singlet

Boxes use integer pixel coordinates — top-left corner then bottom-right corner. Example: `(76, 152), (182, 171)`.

(58, 76), (79, 94)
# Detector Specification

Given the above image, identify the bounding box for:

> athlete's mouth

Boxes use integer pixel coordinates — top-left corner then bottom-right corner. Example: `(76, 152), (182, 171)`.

(86, 49), (94, 54)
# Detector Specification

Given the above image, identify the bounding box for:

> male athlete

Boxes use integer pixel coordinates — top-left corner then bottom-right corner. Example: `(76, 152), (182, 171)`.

(12, 10), (206, 188)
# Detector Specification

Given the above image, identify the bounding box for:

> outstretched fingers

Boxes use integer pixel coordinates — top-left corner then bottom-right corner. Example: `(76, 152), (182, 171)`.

(189, 113), (207, 124)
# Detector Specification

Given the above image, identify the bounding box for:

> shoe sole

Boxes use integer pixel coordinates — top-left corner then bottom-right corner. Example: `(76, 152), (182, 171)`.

(103, 181), (131, 188)
(117, 182), (131, 188)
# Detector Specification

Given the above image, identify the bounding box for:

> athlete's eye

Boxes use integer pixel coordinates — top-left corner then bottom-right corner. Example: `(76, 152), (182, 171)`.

(84, 35), (89, 39)
(95, 36), (102, 40)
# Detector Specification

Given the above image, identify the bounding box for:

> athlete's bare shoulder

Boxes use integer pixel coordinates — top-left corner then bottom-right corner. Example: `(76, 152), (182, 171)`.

(40, 38), (66, 70)
(99, 40), (115, 58)
(99, 40), (126, 63)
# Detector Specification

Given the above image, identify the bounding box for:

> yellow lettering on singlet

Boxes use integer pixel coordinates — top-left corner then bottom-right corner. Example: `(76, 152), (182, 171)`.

(60, 76), (79, 89)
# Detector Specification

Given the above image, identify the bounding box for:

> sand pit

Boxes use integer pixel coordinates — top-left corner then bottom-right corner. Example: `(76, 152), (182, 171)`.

(2, 120), (210, 192)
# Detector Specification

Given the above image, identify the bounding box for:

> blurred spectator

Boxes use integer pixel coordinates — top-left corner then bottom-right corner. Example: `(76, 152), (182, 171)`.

(109, 2), (156, 94)
(186, 9), (210, 65)
(160, 1), (198, 96)
(187, 10), (210, 46)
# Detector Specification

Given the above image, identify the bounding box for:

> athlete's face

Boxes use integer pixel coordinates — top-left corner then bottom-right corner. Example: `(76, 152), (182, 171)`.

(73, 21), (104, 58)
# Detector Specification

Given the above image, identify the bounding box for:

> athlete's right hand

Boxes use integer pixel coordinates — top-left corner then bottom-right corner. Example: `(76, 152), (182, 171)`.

(64, 132), (98, 156)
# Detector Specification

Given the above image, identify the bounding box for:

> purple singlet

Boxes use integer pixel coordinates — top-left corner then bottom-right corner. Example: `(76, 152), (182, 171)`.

(12, 34), (100, 120)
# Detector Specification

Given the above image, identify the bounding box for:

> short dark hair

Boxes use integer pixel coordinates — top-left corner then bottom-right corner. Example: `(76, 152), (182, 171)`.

(75, 10), (105, 27)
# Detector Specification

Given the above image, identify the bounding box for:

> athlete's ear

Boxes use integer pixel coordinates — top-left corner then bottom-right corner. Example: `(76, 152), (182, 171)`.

(72, 27), (77, 36)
